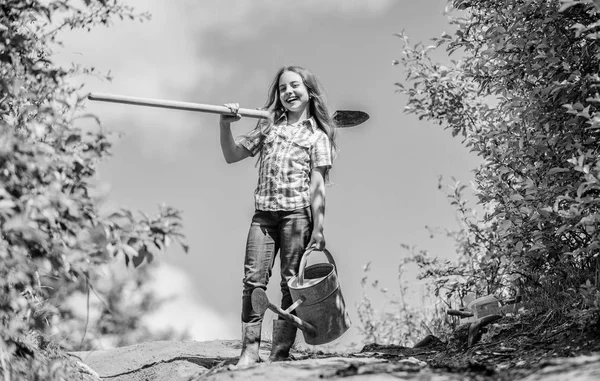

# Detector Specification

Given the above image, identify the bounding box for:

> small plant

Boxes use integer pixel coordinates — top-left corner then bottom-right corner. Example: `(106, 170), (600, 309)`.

(356, 261), (453, 347)
(579, 279), (600, 310)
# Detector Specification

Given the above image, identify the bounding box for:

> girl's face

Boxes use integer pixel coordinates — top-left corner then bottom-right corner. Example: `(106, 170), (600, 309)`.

(278, 71), (310, 116)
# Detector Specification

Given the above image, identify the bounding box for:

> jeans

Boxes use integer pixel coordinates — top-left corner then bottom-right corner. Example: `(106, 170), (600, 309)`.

(241, 207), (312, 323)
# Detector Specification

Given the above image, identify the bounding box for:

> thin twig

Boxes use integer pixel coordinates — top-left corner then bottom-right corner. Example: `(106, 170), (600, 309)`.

(79, 278), (90, 350)
(85, 275), (112, 314)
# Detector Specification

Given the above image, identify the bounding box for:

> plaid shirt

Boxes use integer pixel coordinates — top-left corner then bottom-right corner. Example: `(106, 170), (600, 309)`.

(236, 115), (332, 211)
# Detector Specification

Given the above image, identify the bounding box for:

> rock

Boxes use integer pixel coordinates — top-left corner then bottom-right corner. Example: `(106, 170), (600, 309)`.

(69, 340), (465, 381)
(69, 340), (263, 380)
(69, 340), (600, 381)
(518, 355), (600, 381)
(201, 356), (463, 381)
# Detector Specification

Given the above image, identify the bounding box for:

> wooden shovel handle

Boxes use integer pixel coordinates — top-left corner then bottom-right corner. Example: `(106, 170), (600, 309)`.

(88, 92), (270, 119)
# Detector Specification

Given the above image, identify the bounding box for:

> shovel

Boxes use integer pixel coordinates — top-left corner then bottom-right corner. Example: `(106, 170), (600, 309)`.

(87, 92), (369, 128)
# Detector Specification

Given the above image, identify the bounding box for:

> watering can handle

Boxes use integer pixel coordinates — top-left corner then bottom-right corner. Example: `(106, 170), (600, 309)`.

(298, 248), (337, 286)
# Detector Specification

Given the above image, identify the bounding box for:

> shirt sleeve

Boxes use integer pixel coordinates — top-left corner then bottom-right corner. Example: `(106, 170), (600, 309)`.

(311, 132), (333, 169)
(235, 121), (267, 157)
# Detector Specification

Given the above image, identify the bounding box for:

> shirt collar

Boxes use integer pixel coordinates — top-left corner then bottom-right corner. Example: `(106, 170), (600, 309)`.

(275, 113), (317, 133)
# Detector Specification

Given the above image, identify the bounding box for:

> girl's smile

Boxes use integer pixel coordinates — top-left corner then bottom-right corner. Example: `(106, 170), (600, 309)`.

(278, 71), (310, 118)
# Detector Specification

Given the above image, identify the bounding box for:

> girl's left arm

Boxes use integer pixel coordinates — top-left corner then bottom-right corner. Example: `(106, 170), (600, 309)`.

(308, 166), (327, 250)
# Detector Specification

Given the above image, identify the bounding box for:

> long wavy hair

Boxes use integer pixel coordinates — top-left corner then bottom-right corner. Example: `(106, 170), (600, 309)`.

(258, 66), (338, 165)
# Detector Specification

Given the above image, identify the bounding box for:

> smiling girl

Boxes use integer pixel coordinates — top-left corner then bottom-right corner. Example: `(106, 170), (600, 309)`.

(219, 66), (337, 367)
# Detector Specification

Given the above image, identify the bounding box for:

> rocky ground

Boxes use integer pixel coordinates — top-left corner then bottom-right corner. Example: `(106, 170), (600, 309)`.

(69, 310), (600, 381)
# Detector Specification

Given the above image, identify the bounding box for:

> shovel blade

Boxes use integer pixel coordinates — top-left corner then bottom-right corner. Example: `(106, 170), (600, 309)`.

(333, 110), (370, 128)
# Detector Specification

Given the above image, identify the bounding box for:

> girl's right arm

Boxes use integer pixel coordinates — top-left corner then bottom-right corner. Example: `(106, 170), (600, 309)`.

(219, 103), (251, 164)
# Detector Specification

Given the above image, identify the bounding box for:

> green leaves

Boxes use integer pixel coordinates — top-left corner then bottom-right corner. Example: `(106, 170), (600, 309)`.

(101, 205), (187, 268)
(395, 0), (600, 308)
(0, 1), (185, 378)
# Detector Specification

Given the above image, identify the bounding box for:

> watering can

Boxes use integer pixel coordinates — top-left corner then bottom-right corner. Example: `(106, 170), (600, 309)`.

(251, 248), (351, 345)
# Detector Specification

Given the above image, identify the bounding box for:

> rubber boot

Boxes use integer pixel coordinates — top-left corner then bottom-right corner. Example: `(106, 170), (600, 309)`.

(236, 321), (262, 368)
(267, 319), (297, 362)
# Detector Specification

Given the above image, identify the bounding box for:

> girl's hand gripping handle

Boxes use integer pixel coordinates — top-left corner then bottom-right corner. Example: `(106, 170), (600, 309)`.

(307, 230), (325, 250)
(220, 103), (242, 124)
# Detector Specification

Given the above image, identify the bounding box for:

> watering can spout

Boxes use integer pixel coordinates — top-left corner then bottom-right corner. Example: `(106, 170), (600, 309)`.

(250, 288), (317, 337)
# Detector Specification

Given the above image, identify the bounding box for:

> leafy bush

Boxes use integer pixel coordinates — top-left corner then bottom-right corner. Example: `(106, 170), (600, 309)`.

(394, 0), (600, 311)
(1, 1), (187, 379)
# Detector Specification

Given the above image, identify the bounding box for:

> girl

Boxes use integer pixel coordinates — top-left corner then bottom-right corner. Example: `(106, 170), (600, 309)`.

(219, 65), (337, 367)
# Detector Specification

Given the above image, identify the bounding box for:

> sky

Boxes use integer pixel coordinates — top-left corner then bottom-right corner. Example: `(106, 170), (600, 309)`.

(55, 0), (482, 350)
